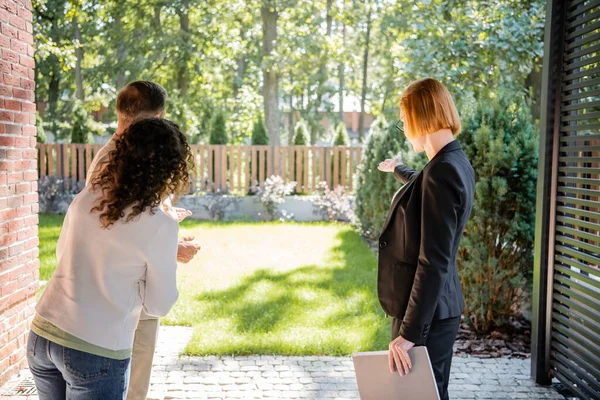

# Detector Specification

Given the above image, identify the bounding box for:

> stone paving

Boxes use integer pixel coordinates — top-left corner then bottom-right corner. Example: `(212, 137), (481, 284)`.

(1, 326), (566, 400)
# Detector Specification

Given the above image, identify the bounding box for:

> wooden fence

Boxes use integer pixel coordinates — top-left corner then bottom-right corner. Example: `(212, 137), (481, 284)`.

(37, 144), (363, 193)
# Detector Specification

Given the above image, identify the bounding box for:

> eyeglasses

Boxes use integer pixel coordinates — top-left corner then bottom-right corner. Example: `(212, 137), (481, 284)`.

(394, 120), (403, 132)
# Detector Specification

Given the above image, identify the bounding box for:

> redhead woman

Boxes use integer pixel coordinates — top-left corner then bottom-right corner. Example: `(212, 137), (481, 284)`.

(377, 78), (475, 400)
(27, 118), (193, 399)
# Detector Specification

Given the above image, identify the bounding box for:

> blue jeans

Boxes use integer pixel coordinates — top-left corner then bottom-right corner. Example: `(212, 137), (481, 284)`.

(27, 332), (131, 400)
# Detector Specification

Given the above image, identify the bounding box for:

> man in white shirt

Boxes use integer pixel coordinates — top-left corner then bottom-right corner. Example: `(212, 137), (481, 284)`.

(86, 81), (200, 400)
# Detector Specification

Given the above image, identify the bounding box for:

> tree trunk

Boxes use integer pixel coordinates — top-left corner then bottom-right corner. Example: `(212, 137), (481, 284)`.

(114, 7), (128, 89)
(154, 5), (161, 27)
(358, 6), (372, 142)
(177, 0), (190, 96)
(261, 1), (280, 146)
(288, 72), (294, 145)
(233, 23), (247, 98)
(73, 15), (84, 101)
(338, 1), (346, 123)
(48, 56), (60, 116)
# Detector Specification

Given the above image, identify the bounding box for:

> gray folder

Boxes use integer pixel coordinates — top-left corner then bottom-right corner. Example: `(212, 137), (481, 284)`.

(352, 348), (440, 400)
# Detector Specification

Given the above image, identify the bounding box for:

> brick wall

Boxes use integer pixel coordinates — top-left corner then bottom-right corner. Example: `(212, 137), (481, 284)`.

(0, 0), (37, 387)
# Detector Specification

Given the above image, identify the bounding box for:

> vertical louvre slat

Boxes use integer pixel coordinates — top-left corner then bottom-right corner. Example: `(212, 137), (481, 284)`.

(333, 147), (339, 189)
(311, 147), (317, 191)
(303, 147), (309, 192)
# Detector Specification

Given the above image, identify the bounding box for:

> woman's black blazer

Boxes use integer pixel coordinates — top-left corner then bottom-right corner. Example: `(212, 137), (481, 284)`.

(378, 140), (475, 344)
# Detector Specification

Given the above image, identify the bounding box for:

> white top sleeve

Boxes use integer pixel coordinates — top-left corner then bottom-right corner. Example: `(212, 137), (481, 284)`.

(142, 219), (180, 317)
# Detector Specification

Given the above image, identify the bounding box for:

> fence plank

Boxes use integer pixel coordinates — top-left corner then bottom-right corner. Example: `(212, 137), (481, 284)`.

(319, 147), (325, 187)
(303, 147), (309, 192)
(85, 145), (93, 175)
(266, 146), (273, 179)
(274, 146), (280, 178)
(333, 147), (339, 188)
(259, 147), (265, 188)
(341, 147), (347, 188)
(39, 144), (47, 177)
(208, 146), (215, 192)
(295, 147), (302, 192)
(47, 144), (54, 176)
(220, 146), (227, 192)
(311, 147), (317, 191)
(78, 146), (84, 183)
(348, 147), (354, 191)
(325, 148), (332, 189)
(69, 145), (77, 186)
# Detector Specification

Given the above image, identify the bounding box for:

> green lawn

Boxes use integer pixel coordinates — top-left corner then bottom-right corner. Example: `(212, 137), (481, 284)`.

(39, 215), (390, 356)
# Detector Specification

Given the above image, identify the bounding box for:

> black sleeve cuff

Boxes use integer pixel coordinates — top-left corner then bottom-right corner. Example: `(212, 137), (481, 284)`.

(393, 164), (417, 184)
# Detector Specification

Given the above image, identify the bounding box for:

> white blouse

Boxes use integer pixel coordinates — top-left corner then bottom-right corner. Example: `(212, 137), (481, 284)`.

(35, 186), (179, 351)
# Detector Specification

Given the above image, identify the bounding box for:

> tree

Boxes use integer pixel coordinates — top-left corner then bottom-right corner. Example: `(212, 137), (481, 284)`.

(458, 91), (538, 333)
(70, 101), (93, 144)
(358, 2), (372, 142)
(333, 122), (348, 146)
(261, 0), (280, 145)
(209, 112), (228, 145)
(293, 120), (308, 145)
(354, 116), (427, 239)
(36, 113), (47, 144)
(251, 115), (269, 145)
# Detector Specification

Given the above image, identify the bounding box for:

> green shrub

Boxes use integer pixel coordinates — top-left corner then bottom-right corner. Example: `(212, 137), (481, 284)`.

(333, 123), (349, 146)
(70, 101), (94, 144)
(458, 92), (538, 333)
(293, 120), (309, 145)
(36, 113), (46, 144)
(251, 115), (269, 145)
(209, 112), (228, 145)
(354, 116), (426, 239)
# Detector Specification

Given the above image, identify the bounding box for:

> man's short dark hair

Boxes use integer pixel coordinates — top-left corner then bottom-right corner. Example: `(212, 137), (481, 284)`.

(116, 81), (167, 120)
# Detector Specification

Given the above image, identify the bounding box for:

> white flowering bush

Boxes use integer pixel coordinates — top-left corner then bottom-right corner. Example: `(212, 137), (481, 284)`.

(313, 182), (356, 223)
(257, 175), (296, 221)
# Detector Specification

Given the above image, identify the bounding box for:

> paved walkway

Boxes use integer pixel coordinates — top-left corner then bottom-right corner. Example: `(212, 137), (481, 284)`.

(1, 327), (565, 400)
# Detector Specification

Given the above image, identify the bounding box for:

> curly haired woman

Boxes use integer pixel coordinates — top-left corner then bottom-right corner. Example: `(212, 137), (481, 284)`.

(27, 118), (194, 400)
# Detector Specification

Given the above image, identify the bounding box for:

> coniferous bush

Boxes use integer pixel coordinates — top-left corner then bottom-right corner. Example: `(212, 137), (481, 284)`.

(354, 116), (426, 239)
(209, 112), (228, 145)
(458, 92), (538, 333)
(70, 101), (94, 144)
(333, 123), (349, 146)
(251, 115), (269, 145)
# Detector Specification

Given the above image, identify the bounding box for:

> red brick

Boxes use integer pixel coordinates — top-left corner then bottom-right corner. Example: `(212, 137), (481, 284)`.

(22, 170), (35, 181)
(18, 54), (32, 68)
(23, 126), (36, 138)
(22, 192), (36, 205)
(0, 23), (16, 39)
(13, 136), (27, 147)
(0, 281), (17, 297)
(22, 215), (36, 227)
(4, 99), (19, 110)
(11, 62), (27, 77)
(3, 73), (19, 86)
(16, 228), (32, 241)
(16, 6), (30, 21)
(14, 159), (34, 170)
(0, 34), (9, 48)
(15, 182), (28, 194)
(9, 347), (25, 365)
(13, 112), (27, 124)
(0, 59), (9, 74)
(4, 123), (20, 134)
(16, 30), (31, 45)
(5, 148), (19, 158)
(0, 208), (16, 221)
(0, 84), (12, 96)
(20, 77), (32, 90)
(9, 38), (24, 53)
(27, 67), (32, 79)
(1, 48), (17, 63)
(0, 254), (17, 272)
(22, 148), (35, 158)
(0, 340), (18, 360)
(13, 88), (31, 101)
(20, 101), (33, 112)
(8, 15), (24, 30)
(15, 205), (29, 217)
(25, 20), (30, 33)
(7, 242), (23, 257)
(0, 135), (13, 146)
(0, 1), (17, 14)
(6, 172), (20, 184)
(0, 110), (12, 121)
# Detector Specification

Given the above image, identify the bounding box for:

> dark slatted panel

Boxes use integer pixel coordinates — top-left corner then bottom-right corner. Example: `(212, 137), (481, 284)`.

(552, 1), (600, 398)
